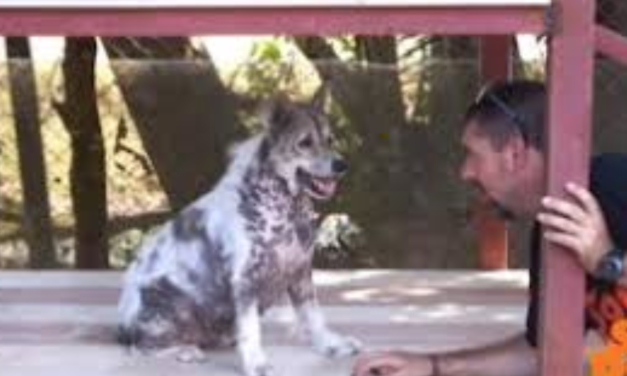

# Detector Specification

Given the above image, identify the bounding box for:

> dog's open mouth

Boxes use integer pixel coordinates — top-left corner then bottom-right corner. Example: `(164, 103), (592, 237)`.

(297, 168), (338, 200)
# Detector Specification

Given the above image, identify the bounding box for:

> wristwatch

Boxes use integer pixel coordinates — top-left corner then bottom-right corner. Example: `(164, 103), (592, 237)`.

(594, 247), (625, 283)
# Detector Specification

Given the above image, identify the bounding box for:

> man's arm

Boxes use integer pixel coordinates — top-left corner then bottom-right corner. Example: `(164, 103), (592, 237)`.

(436, 332), (537, 376)
(352, 332), (538, 376)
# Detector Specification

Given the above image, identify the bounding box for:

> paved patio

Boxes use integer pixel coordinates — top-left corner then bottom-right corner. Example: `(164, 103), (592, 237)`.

(0, 270), (529, 376)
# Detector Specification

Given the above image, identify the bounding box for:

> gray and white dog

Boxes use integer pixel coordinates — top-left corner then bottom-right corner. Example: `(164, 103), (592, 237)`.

(117, 89), (360, 376)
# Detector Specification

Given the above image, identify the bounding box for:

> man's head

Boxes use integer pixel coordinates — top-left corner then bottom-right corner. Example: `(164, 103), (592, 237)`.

(460, 80), (546, 219)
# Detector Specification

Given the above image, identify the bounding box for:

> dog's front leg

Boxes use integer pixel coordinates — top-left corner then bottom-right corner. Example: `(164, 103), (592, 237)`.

(288, 269), (361, 358)
(234, 291), (273, 376)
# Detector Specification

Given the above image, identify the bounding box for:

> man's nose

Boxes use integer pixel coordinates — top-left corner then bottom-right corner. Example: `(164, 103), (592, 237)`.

(460, 163), (473, 181)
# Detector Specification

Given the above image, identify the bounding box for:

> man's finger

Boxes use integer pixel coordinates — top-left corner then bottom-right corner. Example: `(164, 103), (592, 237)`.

(352, 353), (406, 376)
(541, 196), (587, 225)
(565, 182), (602, 217)
(537, 212), (581, 236)
(543, 231), (581, 254)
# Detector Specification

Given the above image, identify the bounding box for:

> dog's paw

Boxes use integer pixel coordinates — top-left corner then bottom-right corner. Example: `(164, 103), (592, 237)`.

(245, 363), (276, 376)
(312, 331), (361, 358)
(175, 346), (209, 363)
(150, 345), (209, 363)
(242, 350), (276, 376)
(155, 346), (207, 363)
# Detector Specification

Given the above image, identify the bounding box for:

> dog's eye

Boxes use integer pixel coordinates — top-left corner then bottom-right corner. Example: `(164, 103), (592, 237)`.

(298, 135), (314, 149)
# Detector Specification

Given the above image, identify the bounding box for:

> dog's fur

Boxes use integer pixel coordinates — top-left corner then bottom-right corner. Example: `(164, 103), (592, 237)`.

(117, 91), (360, 376)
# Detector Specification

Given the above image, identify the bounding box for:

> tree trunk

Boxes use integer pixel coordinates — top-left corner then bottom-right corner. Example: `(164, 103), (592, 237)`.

(295, 36), (423, 267)
(101, 37), (243, 210)
(294, 36), (406, 211)
(296, 36), (482, 268)
(6, 37), (57, 268)
(295, 36), (405, 150)
(54, 37), (109, 269)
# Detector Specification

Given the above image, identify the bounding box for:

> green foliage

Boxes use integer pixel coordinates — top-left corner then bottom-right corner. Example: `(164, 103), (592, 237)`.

(235, 38), (289, 99)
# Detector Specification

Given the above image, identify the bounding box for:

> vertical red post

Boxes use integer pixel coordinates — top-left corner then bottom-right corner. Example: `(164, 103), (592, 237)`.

(541, 1), (595, 375)
(476, 35), (511, 270)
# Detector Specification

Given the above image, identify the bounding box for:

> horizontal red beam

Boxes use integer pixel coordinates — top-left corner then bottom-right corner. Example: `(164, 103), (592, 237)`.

(595, 25), (627, 68)
(0, 7), (546, 36)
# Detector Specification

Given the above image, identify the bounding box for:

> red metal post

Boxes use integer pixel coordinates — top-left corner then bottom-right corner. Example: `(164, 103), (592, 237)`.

(0, 6), (547, 36)
(481, 36), (512, 80)
(476, 35), (511, 270)
(541, 0), (595, 375)
(596, 25), (627, 68)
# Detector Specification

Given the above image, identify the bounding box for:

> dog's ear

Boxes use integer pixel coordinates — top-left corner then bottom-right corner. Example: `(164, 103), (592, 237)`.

(310, 82), (330, 111)
(259, 95), (293, 136)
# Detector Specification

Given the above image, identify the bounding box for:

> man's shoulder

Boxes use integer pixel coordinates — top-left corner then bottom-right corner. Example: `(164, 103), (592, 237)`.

(591, 153), (627, 187)
(590, 152), (627, 247)
(591, 153), (627, 173)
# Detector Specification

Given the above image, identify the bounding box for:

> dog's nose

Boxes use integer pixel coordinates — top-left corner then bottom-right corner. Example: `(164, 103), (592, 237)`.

(332, 158), (348, 174)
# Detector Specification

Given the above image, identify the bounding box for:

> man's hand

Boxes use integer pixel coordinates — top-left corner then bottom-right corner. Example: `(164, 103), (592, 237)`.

(352, 350), (433, 376)
(537, 182), (613, 273)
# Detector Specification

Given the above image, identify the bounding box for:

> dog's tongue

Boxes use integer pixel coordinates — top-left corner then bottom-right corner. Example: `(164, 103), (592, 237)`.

(313, 178), (337, 197)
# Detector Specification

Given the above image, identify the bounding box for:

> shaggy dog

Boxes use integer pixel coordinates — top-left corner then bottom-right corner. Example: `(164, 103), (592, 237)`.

(117, 90), (360, 376)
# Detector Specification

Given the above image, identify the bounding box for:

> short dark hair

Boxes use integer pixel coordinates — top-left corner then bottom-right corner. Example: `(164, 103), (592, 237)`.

(464, 80), (546, 151)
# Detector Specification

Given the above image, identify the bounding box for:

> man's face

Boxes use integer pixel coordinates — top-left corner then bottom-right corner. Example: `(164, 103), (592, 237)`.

(459, 120), (523, 219)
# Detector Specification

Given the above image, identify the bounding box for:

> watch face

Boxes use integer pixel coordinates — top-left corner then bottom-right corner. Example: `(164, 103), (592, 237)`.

(598, 257), (623, 282)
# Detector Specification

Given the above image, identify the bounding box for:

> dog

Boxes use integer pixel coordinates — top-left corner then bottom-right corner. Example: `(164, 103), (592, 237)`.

(117, 89), (361, 376)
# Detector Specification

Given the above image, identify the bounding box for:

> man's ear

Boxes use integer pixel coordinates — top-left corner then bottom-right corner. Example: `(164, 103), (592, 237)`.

(508, 135), (530, 170)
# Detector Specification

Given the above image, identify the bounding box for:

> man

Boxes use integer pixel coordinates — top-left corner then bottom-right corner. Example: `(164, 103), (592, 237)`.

(352, 80), (627, 376)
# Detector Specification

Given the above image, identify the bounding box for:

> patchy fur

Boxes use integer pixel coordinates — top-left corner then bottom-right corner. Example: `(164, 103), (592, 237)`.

(117, 91), (360, 376)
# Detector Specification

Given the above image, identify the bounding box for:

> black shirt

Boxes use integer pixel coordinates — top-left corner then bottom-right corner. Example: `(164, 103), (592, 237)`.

(526, 153), (627, 347)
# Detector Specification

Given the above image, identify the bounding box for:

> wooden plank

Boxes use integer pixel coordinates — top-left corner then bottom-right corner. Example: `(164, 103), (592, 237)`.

(0, 0), (553, 9)
(541, 0), (595, 375)
(0, 6), (548, 35)
(0, 304), (526, 326)
(596, 25), (627, 68)
(0, 270), (528, 376)
(0, 270), (529, 289)
(0, 286), (526, 306)
(0, 322), (523, 348)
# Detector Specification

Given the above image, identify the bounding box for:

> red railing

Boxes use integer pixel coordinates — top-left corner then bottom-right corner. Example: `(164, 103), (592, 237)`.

(2, 2), (623, 376)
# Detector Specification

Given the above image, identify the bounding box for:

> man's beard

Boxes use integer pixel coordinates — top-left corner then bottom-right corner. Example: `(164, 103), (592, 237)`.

(470, 184), (517, 221)
(488, 199), (516, 221)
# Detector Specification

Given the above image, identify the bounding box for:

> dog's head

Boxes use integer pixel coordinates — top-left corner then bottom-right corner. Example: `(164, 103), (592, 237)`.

(258, 88), (347, 201)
